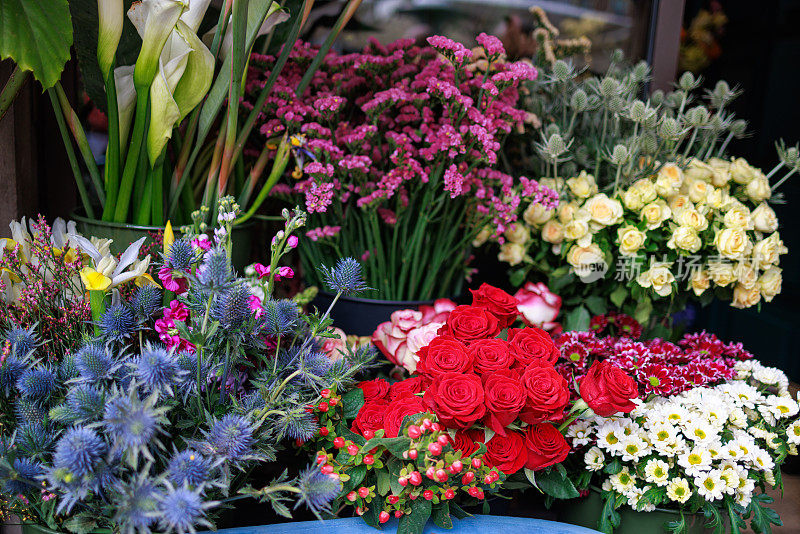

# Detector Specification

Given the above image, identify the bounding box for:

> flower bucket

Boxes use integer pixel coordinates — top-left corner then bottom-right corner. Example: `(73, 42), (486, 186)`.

(210, 515), (602, 534)
(72, 212), (257, 270)
(556, 489), (725, 534)
(311, 290), (439, 336)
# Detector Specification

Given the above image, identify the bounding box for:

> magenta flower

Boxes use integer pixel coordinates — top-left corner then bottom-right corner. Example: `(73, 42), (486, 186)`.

(191, 235), (212, 252)
(158, 267), (188, 294)
(248, 294), (264, 319)
(254, 263), (270, 279)
(286, 235), (299, 249)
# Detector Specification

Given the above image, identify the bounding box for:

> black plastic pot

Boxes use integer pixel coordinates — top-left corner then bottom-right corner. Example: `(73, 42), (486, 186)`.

(311, 291), (438, 337)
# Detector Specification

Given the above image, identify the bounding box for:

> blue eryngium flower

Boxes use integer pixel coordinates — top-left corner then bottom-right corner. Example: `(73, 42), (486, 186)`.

(15, 422), (55, 457)
(58, 354), (79, 381)
(0, 355), (26, 394)
(15, 398), (48, 424)
(112, 475), (162, 534)
(130, 285), (162, 320)
(295, 465), (341, 516)
(319, 257), (370, 296)
(197, 249), (231, 288)
(52, 427), (107, 478)
(263, 299), (299, 336)
(3, 457), (43, 495)
(74, 342), (118, 384)
(98, 304), (136, 341)
(167, 450), (212, 487)
(158, 483), (212, 534)
(134, 345), (182, 396)
(103, 389), (164, 461)
(276, 409), (318, 441)
(16, 367), (56, 399)
(202, 415), (255, 462)
(54, 384), (106, 424)
(6, 326), (38, 357)
(212, 284), (252, 330)
(168, 239), (195, 270)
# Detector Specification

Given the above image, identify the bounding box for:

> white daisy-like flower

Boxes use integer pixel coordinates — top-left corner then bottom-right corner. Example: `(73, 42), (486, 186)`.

(678, 448), (712, 477)
(666, 477), (692, 503)
(695, 470), (725, 501)
(706, 441), (725, 461)
(722, 443), (746, 462)
(627, 486), (656, 512)
(728, 407), (748, 428)
(719, 467), (740, 495)
(660, 404), (691, 427)
(786, 421), (800, 445)
(654, 435), (688, 458)
(764, 469), (776, 487)
(584, 446), (605, 472)
(644, 458), (670, 487)
(733, 360), (756, 379)
(609, 467), (637, 494)
(752, 365), (788, 392)
(765, 395), (799, 419)
(596, 421), (626, 452)
(619, 435), (649, 462)
(757, 405), (778, 426)
(683, 420), (719, 444)
(566, 419), (594, 447)
(751, 448), (775, 472)
(735, 489), (753, 508)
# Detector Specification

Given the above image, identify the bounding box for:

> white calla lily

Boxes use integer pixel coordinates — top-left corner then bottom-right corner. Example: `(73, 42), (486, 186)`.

(204, 1), (289, 62)
(128, 0), (188, 88)
(114, 65), (138, 148)
(97, 0), (124, 78)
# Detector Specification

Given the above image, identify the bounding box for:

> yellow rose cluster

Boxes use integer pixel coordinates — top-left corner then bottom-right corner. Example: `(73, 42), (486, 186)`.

(507, 157), (788, 309)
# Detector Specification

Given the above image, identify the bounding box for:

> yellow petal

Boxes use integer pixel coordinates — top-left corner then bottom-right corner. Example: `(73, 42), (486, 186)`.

(163, 220), (175, 257)
(80, 268), (112, 291)
(2, 268), (22, 284)
(135, 273), (162, 288)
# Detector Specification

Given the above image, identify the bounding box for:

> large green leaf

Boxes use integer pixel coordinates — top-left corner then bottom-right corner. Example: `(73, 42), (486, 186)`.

(0, 0), (73, 88)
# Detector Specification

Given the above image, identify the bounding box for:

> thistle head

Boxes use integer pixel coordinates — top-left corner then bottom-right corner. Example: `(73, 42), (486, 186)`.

(276, 408), (318, 441)
(167, 450), (213, 487)
(53, 384), (106, 424)
(201, 414), (256, 462)
(197, 249), (231, 288)
(15, 398), (48, 424)
(16, 367), (57, 400)
(3, 457), (43, 495)
(75, 342), (119, 384)
(263, 299), (299, 336)
(103, 387), (165, 460)
(52, 426), (107, 479)
(212, 284), (253, 331)
(110, 475), (162, 534)
(134, 345), (182, 397)
(15, 422), (55, 457)
(6, 326), (38, 358)
(167, 239), (196, 270)
(130, 285), (162, 320)
(58, 354), (79, 381)
(158, 484), (213, 534)
(295, 465), (341, 516)
(0, 355), (26, 394)
(319, 258), (369, 296)
(99, 304), (136, 341)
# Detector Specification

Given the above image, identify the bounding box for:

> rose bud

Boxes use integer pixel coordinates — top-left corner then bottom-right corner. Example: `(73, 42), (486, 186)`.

(579, 360), (639, 416)
(328, 398), (338, 406)
(358, 487), (370, 498)
(379, 511), (390, 524)
(449, 460), (463, 474)
(408, 425), (422, 439)
(462, 472), (475, 484)
(333, 437), (345, 448)
(444, 489), (455, 500)
(409, 494), (417, 500)
(431, 423), (441, 432)
(347, 491), (357, 502)
(428, 442), (442, 455)
(484, 475), (493, 484)
(423, 490), (434, 500)
(409, 471), (422, 486)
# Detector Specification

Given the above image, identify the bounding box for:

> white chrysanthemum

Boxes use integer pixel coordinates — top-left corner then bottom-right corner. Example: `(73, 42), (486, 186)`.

(733, 360), (756, 379)
(584, 446), (605, 471)
(752, 365), (788, 392)
(644, 459), (670, 487)
(695, 470), (725, 501)
(787, 421), (800, 445)
(728, 407), (748, 428)
(751, 448), (775, 472)
(609, 467), (637, 494)
(655, 403), (691, 428)
(566, 419), (594, 446)
(619, 435), (649, 462)
(678, 448), (712, 477)
(627, 486), (656, 512)
(649, 422), (678, 444)
(654, 435), (688, 458)
(706, 441), (725, 461)
(683, 420), (719, 444)
(764, 469), (776, 487)
(719, 467), (740, 495)
(765, 395), (799, 419)
(764, 432), (782, 451)
(719, 382), (761, 409)
(722, 443), (746, 462)
(666, 477), (692, 503)
(756, 405), (778, 426)
(596, 421), (626, 452)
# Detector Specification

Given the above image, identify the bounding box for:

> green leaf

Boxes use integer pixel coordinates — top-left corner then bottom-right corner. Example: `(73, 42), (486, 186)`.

(523, 468), (539, 489)
(598, 493), (620, 534)
(584, 295), (607, 315)
(564, 306), (591, 332)
(63, 513), (97, 534)
(449, 502), (471, 520)
(702, 501), (724, 534)
(0, 0), (73, 88)
(388, 457), (405, 495)
(536, 468), (579, 499)
(747, 493), (781, 534)
(634, 296), (653, 325)
(341, 388), (365, 420)
(376, 468), (390, 496)
(603, 458), (622, 475)
(431, 502), (453, 530)
(509, 269), (526, 287)
(361, 497), (381, 528)
(609, 285), (627, 309)
(398, 498), (432, 534)
(341, 465), (367, 494)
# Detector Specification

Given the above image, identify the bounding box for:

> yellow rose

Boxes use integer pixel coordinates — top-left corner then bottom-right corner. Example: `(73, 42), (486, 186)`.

(745, 175), (771, 202)
(667, 226), (702, 253)
(504, 223), (529, 245)
(557, 201), (580, 223)
(751, 203), (778, 233)
(566, 171), (598, 199)
(705, 188), (733, 210)
(617, 225), (646, 256)
(734, 262), (758, 289)
(566, 243), (607, 281)
(640, 201), (671, 230)
(584, 193), (624, 226)
(731, 283), (760, 309)
(707, 157), (732, 187)
(564, 219), (589, 242)
(730, 157), (758, 184)
(685, 158), (714, 182)
(523, 203), (554, 226)
(472, 226), (492, 247)
(541, 220), (565, 244)
(675, 207), (708, 231)
(714, 228), (751, 260)
(751, 233), (787, 268)
(668, 195), (693, 217)
(686, 178), (712, 204)
(708, 261), (737, 287)
(498, 242), (525, 266)
(622, 187), (643, 211)
(723, 204), (753, 230)
(637, 263), (675, 297)
(633, 179), (657, 204)
(655, 163), (684, 198)
(759, 266), (782, 302)
(690, 269), (710, 296)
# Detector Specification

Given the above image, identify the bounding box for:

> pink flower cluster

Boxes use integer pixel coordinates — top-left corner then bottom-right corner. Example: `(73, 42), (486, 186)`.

(154, 300), (195, 353)
(554, 315), (751, 397)
(305, 226), (341, 241)
(245, 35), (558, 236)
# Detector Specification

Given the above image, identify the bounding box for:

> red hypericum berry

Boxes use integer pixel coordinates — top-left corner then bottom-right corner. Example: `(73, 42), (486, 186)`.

(328, 399), (337, 407)
(347, 444), (359, 456)
(428, 442), (442, 455)
(444, 489), (455, 500)
(436, 469), (448, 482)
(423, 490), (434, 501)
(409, 494), (417, 500)
(476, 489), (485, 499)
(462, 472), (475, 484)
(318, 402), (329, 412)
(333, 437), (345, 448)
(437, 435), (449, 447)
(426, 467), (436, 479)
(321, 389), (331, 398)
(379, 511), (390, 524)
(468, 487), (480, 497)
(394, 511), (404, 518)
(422, 418), (433, 431)
(363, 454), (375, 465)
(449, 460), (463, 474)
(346, 491), (357, 502)
(407, 425), (421, 439)
(408, 449), (418, 460)
(318, 427), (329, 437)
(321, 464), (334, 475)
(398, 477), (408, 487)
(316, 452), (327, 464)
(484, 475), (493, 484)
(471, 458), (482, 469)
(363, 430), (374, 439)
(356, 507), (364, 516)
(387, 495), (399, 504)
(358, 487), (370, 498)
(409, 471), (422, 486)
(431, 422), (441, 432)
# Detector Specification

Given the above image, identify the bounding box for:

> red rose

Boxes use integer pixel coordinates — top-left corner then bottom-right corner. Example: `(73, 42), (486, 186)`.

(383, 395), (427, 438)
(352, 399), (388, 436)
(579, 360), (639, 417)
(469, 338), (516, 374)
(450, 429), (483, 456)
(519, 360), (570, 424)
(524, 423), (570, 471)
(442, 305), (501, 343)
(357, 379), (390, 401)
(484, 430), (527, 475)
(470, 283), (520, 329)
(423, 372), (486, 429)
(388, 376), (425, 400)
(507, 327), (560, 367)
(416, 335), (472, 376)
(482, 370), (526, 436)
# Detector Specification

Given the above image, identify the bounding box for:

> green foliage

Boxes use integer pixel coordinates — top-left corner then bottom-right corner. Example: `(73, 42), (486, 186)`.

(746, 493), (782, 534)
(536, 466), (579, 499)
(399, 499), (433, 534)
